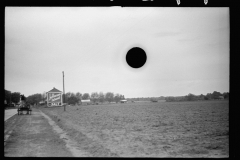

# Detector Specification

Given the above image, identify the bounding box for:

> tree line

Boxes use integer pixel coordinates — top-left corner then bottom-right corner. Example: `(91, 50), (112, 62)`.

(164, 91), (229, 102)
(62, 92), (125, 105)
(4, 89), (41, 106)
(126, 91), (229, 102)
(5, 89), (126, 106)
(5, 90), (21, 106)
(5, 89), (229, 107)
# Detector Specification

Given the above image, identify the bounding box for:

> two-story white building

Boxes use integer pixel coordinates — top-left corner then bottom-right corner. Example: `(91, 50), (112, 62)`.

(46, 87), (63, 107)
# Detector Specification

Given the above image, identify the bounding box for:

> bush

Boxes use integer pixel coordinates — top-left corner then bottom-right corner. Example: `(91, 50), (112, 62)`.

(204, 96), (209, 100)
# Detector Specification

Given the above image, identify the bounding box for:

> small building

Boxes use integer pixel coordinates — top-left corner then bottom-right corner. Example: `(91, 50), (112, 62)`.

(46, 87), (63, 107)
(218, 96), (224, 100)
(39, 101), (45, 105)
(80, 99), (91, 105)
(120, 99), (127, 103)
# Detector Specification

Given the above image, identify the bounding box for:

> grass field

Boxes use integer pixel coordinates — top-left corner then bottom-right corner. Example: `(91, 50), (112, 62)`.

(40, 100), (228, 157)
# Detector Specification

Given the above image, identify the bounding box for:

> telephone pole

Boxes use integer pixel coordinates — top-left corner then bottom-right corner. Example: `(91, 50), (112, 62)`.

(63, 71), (65, 111)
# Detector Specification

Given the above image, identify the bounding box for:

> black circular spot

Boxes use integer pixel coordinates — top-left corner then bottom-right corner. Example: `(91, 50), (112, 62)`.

(126, 47), (147, 68)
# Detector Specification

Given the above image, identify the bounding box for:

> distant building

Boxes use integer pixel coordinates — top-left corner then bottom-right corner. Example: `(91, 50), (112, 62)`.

(218, 96), (224, 100)
(120, 99), (127, 103)
(80, 99), (91, 105)
(39, 101), (45, 105)
(46, 87), (63, 107)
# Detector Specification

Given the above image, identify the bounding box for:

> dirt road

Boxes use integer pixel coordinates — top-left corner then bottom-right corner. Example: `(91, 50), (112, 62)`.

(4, 108), (78, 157)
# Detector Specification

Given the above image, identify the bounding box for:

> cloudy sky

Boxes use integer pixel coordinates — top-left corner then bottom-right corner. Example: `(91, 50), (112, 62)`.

(5, 7), (229, 98)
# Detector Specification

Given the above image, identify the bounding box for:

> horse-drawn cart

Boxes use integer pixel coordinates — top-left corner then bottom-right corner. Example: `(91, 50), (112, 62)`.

(18, 105), (32, 115)
(18, 96), (32, 115)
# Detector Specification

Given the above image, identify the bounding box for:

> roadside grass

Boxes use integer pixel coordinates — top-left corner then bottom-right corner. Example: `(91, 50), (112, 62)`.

(39, 100), (228, 157)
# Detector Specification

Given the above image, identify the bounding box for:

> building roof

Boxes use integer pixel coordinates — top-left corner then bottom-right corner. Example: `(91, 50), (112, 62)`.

(81, 99), (91, 102)
(47, 87), (62, 93)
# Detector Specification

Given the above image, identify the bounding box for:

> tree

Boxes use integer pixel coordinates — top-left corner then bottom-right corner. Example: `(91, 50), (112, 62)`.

(119, 94), (125, 100)
(114, 93), (120, 103)
(68, 94), (79, 105)
(105, 92), (114, 103)
(20, 94), (27, 101)
(91, 92), (99, 103)
(11, 92), (21, 104)
(64, 92), (72, 104)
(186, 93), (196, 101)
(159, 96), (165, 100)
(206, 93), (212, 100)
(5, 90), (11, 104)
(26, 94), (41, 105)
(212, 91), (221, 99)
(82, 93), (90, 100)
(99, 92), (105, 103)
(76, 92), (82, 102)
(165, 96), (175, 102)
(41, 92), (46, 102)
(26, 95), (34, 105)
(198, 94), (204, 100)
(223, 92), (229, 99)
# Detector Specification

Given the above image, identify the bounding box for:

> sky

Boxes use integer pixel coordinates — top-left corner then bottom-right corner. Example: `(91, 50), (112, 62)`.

(5, 7), (229, 98)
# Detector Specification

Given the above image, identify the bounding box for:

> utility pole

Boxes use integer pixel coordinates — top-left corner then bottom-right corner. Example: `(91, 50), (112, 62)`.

(63, 71), (66, 111)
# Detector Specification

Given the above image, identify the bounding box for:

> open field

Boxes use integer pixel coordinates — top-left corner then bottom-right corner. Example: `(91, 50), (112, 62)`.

(40, 100), (229, 157)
